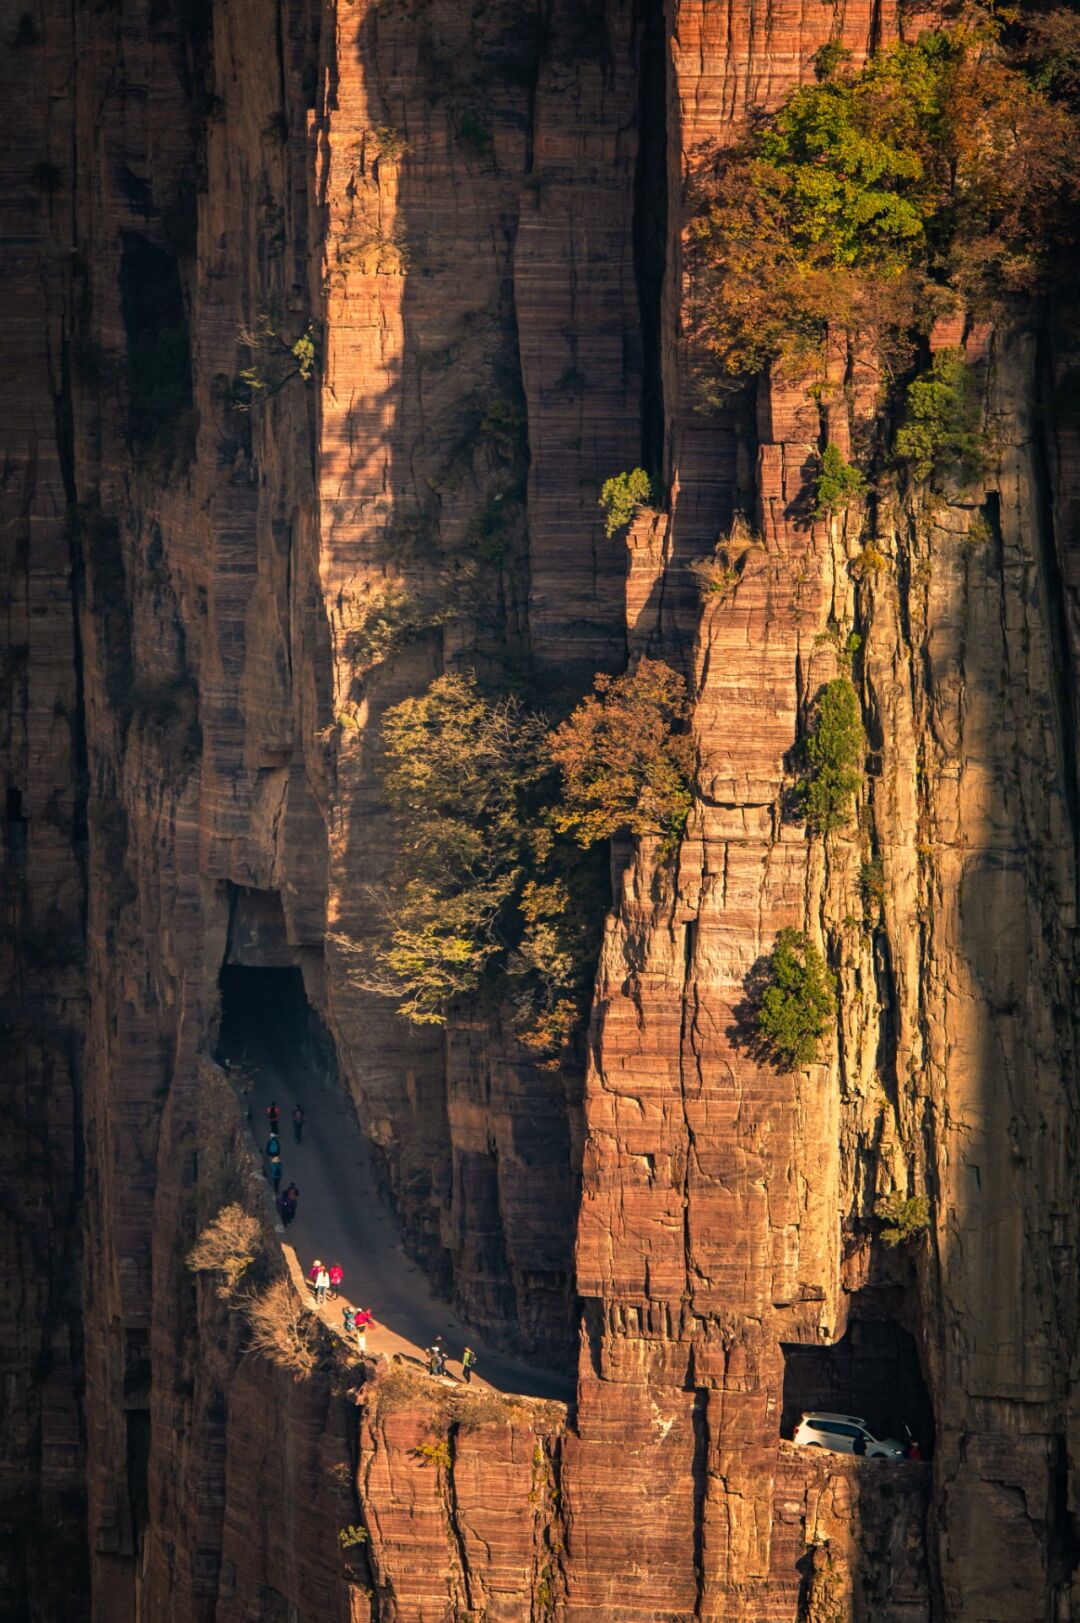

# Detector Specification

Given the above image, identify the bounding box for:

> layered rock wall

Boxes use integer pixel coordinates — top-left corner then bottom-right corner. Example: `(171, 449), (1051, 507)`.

(6, 0), (1080, 1617)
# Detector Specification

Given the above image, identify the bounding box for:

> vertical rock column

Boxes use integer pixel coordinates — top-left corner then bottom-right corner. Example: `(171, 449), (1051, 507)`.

(0, 0), (88, 1610)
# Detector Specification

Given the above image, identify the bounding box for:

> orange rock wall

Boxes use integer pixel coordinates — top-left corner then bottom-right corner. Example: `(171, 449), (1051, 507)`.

(5, 0), (1080, 1617)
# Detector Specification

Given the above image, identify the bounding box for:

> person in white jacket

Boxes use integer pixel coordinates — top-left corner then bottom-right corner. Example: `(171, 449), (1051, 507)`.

(314, 1265), (330, 1305)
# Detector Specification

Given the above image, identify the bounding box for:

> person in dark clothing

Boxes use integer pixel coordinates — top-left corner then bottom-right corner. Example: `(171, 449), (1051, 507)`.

(280, 1195), (296, 1227)
(269, 1156), (283, 1192)
(462, 1347), (477, 1385)
(282, 1181), (299, 1209)
(266, 1101), (280, 1135)
(292, 1106), (304, 1142)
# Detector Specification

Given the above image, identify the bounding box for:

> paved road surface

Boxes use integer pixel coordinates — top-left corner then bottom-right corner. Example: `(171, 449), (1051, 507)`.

(226, 1019), (573, 1403)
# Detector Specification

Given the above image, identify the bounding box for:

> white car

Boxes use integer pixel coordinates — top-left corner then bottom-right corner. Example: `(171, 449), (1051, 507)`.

(792, 1411), (906, 1459)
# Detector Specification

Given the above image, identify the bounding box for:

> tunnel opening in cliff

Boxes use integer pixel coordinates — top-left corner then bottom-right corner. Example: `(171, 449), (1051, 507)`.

(780, 1315), (935, 1456)
(217, 964), (319, 1076)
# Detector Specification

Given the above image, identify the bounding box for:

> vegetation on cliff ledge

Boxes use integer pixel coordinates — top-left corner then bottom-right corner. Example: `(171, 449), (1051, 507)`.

(334, 660), (694, 1051)
(599, 468), (655, 536)
(797, 678), (865, 835)
(692, 15), (1080, 389)
(876, 1191), (932, 1247)
(549, 661), (694, 852)
(757, 929), (837, 1069)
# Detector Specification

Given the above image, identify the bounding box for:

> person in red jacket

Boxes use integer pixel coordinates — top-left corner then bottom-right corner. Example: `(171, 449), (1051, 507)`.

(328, 1263), (344, 1300)
(353, 1306), (374, 1354)
(266, 1101), (280, 1135)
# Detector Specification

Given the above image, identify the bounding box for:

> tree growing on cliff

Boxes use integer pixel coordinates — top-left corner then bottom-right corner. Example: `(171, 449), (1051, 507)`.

(599, 468), (655, 537)
(757, 929), (836, 1069)
(233, 311), (319, 409)
(359, 673), (550, 1023)
(813, 444), (867, 519)
(797, 679), (864, 835)
(690, 22), (1080, 388)
(876, 1191), (931, 1246)
(187, 1204), (268, 1300)
(894, 348), (987, 485)
(244, 1278), (322, 1379)
(549, 658), (695, 853)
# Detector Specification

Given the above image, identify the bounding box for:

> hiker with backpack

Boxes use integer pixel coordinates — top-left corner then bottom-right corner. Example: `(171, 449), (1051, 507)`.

(328, 1264), (343, 1300)
(265, 1133), (280, 1158)
(266, 1101), (280, 1135)
(462, 1347), (477, 1385)
(292, 1105), (304, 1143)
(314, 1264), (330, 1306)
(280, 1183), (299, 1226)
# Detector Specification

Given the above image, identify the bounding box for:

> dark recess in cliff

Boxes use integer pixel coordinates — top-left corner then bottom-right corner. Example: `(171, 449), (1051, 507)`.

(119, 233), (193, 451)
(780, 1316), (934, 1454)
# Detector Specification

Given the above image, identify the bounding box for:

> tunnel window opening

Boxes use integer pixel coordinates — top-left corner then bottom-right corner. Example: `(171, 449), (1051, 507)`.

(781, 1314), (934, 1458)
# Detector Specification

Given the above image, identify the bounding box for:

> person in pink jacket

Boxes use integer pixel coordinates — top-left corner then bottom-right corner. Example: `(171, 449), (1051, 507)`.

(328, 1264), (344, 1300)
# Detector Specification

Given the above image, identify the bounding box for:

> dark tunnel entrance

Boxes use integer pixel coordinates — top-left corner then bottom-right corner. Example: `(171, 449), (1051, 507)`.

(781, 1315), (935, 1457)
(217, 963), (313, 1067)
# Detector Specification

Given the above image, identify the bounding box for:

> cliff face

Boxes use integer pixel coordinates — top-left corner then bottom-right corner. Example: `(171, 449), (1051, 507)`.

(5, 0), (1080, 1619)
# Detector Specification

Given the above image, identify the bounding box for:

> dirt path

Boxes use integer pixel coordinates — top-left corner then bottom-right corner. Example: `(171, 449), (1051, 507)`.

(231, 1027), (573, 1402)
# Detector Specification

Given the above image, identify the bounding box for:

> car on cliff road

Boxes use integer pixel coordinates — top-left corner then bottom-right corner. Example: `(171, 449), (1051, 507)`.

(792, 1412), (906, 1459)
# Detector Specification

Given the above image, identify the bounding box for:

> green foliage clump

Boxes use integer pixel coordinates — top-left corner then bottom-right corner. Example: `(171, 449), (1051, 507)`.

(549, 658), (695, 852)
(757, 928), (836, 1069)
(859, 856), (886, 913)
(234, 312), (318, 409)
(813, 40), (852, 81)
(599, 468), (655, 537)
(366, 673), (549, 1023)
(692, 23), (1080, 386)
(507, 854), (608, 1057)
(797, 679), (864, 834)
(342, 583), (437, 671)
(338, 660), (694, 1043)
(413, 1438), (452, 1469)
(370, 125), (407, 162)
(813, 443), (867, 519)
(894, 347), (986, 484)
(336, 672), (608, 1051)
(876, 1191), (931, 1247)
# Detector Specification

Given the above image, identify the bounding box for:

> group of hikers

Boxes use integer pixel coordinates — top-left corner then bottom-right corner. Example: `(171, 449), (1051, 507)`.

(305, 1259), (375, 1352)
(263, 1100), (302, 1226)
(424, 1336), (478, 1384)
(256, 1086), (481, 1384)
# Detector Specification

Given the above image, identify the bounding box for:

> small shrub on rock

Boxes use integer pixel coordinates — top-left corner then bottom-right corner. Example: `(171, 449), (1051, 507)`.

(342, 583), (436, 671)
(797, 678), (864, 834)
(876, 1191), (931, 1246)
(187, 1204), (266, 1299)
(895, 348), (987, 485)
(413, 1437), (452, 1469)
(813, 443), (867, 519)
(757, 928), (836, 1069)
(599, 468), (655, 537)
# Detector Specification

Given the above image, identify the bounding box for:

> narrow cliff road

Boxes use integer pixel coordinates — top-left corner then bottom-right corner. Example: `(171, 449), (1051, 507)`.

(228, 1015), (574, 1403)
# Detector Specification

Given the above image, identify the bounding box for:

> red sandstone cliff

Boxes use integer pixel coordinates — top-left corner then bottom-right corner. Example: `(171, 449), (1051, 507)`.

(4, 0), (1080, 1618)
